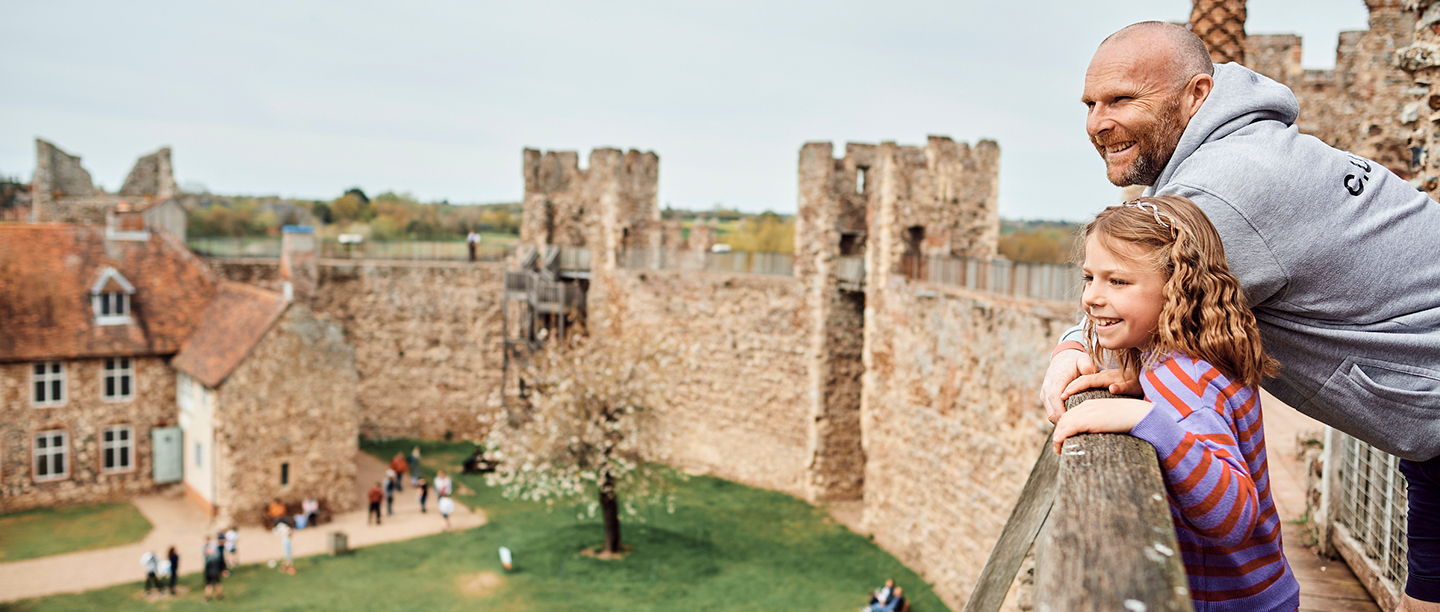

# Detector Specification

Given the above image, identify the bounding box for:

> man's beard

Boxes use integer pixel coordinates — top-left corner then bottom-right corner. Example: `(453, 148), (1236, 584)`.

(1099, 96), (1186, 187)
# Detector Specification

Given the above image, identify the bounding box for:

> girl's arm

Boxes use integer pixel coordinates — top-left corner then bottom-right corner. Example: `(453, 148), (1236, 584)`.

(1129, 404), (1258, 548)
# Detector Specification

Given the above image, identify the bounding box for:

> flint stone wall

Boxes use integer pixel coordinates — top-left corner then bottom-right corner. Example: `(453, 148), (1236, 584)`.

(207, 259), (505, 441)
(212, 306), (359, 526)
(861, 279), (1073, 609)
(600, 268), (811, 496)
(0, 357), (176, 512)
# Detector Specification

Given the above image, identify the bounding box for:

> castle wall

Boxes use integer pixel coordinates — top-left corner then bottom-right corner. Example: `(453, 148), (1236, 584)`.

(212, 306), (360, 526)
(1245, 0), (1415, 178)
(0, 357), (176, 512)
(860, 281), (1073, 609)
(599, 268), (812, 496)
(207, 259), (506, 442)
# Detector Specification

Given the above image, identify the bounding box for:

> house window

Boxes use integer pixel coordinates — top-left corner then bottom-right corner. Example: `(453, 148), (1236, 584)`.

(195, 442), (203, 468)
(32, 361), (65, 407)
(33, 430), (68, 482)
(281, 463), (290, 486)
(103, 358), (134, 400)
(102, 425), (134, 473)
(91, 267), (136, 326)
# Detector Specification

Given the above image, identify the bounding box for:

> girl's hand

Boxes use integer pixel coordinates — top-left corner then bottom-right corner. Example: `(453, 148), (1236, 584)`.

(1051, 398), (1154, 454)
(1061, 368), (1143, 402)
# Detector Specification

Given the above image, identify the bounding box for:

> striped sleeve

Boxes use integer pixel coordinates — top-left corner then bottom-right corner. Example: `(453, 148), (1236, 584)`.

(1129, 364), (1259, 548)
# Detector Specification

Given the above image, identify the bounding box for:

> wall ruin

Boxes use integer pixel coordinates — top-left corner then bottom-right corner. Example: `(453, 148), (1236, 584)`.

(208, 259), (507, 441)
(1242, 0), (1416, 179)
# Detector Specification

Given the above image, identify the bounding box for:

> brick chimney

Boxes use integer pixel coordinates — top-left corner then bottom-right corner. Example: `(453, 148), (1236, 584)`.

(1190, 0), (1247, 64)
(279, 225), (317, 303)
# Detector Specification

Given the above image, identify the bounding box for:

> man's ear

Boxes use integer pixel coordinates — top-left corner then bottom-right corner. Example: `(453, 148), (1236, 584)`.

(1184, 73), (1215, 119)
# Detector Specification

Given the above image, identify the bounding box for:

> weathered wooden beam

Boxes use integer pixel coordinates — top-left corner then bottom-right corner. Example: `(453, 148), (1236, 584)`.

(1034, 389), (1192, 612)
(963, 433), (1060, 612)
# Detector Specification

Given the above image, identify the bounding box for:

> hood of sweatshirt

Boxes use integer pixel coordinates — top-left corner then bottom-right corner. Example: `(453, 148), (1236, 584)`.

(1151, 63), (1300, 190)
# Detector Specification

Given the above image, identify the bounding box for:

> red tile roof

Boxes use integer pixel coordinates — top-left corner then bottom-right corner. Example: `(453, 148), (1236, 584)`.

(0, 223), (217, 362)
(171, 282), (289, 388)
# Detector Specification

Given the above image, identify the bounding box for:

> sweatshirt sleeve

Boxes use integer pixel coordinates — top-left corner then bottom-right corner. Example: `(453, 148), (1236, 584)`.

(1130, 374), (1258, 548)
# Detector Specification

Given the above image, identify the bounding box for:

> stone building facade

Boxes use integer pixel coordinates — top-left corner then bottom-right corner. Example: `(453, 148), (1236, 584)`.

(1, 150), (358, 523)
(28, 139), (187, 241)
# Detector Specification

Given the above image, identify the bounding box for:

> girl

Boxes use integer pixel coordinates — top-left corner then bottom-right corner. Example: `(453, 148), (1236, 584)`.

(1052, 196), (1299, 612)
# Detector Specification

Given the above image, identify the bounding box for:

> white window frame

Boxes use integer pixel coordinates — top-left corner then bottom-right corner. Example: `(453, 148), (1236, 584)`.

(31, 361), (65, 407)
(101, 425), (135, 473)
(33, 429), (69, 482)
(91, 267), (135, 326)
(102, 357), (135, 401)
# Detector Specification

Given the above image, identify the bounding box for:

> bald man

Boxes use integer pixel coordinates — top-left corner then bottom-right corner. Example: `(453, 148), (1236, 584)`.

(1042, 22), (1440, 611)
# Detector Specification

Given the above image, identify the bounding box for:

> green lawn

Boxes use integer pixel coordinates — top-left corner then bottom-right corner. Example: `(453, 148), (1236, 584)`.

(5, 440), (948, 611)
(0, 502), (152, 562)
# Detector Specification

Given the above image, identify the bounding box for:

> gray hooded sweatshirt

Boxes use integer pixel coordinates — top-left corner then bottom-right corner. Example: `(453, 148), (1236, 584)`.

(1063, 63), (1440, 460)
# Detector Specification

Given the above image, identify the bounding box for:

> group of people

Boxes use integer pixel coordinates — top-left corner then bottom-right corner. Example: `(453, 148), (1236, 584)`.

(139, 528), (238, 601)
(266, 496), (320, 530)
(367, 448), (456, 528)
(861, 579), (907, 612)
(1037, 21), (1440, 612)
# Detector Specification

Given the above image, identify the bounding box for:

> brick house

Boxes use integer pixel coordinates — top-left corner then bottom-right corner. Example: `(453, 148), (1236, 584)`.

(1, 199), (358, 526)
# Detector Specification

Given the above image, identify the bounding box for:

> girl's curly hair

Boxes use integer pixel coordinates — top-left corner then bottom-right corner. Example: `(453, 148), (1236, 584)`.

(1081, 195), (1277, 387)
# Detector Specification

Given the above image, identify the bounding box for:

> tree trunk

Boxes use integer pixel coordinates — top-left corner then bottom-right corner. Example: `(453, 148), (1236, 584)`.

(600, 472), (622, 553)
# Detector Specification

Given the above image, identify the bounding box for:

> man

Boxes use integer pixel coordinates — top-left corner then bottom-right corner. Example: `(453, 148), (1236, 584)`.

(466, 229), (481, 262)
(1043, 21), (1440, 610)
(202, 537), (225, 602)
(864, 579), (895, 612)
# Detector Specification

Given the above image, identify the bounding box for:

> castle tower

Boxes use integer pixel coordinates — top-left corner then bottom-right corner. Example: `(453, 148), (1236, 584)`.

(1190, 0), (1247, 64)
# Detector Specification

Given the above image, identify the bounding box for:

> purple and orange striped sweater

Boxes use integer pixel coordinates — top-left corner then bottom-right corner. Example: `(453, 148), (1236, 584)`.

(1128, 353), (1300, 612)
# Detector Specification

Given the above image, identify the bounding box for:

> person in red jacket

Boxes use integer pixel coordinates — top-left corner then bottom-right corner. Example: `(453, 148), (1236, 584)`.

(388, 453), (407, 492)
(366, 482), (384, 525)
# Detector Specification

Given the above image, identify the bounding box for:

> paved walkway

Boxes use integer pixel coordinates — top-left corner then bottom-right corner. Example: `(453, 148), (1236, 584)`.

(0, 451), (485, 603)
(1261, 390), (1381, 612)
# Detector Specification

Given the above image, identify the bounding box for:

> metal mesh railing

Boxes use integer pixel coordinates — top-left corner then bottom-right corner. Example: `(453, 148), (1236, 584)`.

(901, 255), (1079, 303)
(1336, 431), (1409, 592)
(618, 248), (794, 277)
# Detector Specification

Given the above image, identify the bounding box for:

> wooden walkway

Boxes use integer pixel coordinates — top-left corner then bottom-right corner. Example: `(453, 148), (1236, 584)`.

(1264, 392), (1383, 612)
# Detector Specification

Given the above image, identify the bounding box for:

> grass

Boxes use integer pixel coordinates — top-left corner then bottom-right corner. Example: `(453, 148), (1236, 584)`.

(0, 502), (152, 563)
(4, 440), (949, 611)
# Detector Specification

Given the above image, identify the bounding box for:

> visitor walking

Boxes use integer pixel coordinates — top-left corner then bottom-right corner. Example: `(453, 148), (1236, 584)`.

(302, 497), (319, 528)
(140, 550), (161, 595)
(408, 446), (421, 486)
(384, 471), (397, 515)
(203, 538), (225, 602)
(389, 453), (408, 492)
(367, 481), (384, 525)
(417, 476), (430, 513)
(274, 522), (296, 575)
(224, 527), (238, 565)
(166, 546), (179, 595)
(438, 494), (454, 530)
(466, 229), (481, 262)
(435, 470), (452, 498)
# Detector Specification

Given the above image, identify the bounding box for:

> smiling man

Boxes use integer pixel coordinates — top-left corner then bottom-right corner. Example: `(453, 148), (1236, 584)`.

(1041, 21), (1440, 611)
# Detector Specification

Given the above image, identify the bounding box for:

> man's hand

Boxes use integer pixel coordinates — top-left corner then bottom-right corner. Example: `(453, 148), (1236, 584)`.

(1051, 398), (1154, 454)
(1042, 349), (1096, 424)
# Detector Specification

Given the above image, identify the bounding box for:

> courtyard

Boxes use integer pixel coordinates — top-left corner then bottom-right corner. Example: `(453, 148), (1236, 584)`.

(0, 440), (944, 611)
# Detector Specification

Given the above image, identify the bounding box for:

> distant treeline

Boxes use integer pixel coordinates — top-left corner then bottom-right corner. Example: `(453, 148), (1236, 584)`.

(998, 219), (1082, 264)
(185, 188), (521, 240)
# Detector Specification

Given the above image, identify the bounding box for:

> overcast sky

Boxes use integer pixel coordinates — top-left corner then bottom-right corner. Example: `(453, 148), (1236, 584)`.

(1, 1), (1371, 221)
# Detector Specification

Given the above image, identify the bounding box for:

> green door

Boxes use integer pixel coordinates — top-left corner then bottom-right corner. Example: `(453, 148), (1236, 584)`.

(152, 426), (183, 484)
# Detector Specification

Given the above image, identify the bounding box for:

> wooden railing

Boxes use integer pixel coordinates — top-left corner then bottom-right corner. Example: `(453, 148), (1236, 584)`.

(965, 390), (1191, 612)
(618, 248), (794, 277)
(901, 255), (1078, 303)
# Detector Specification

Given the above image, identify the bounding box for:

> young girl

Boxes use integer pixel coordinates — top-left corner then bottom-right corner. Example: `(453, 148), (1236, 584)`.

(1052, 196), (1299, 612)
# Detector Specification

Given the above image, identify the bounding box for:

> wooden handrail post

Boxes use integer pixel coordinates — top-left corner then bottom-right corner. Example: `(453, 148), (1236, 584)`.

(1033, 389), (1192, 612)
